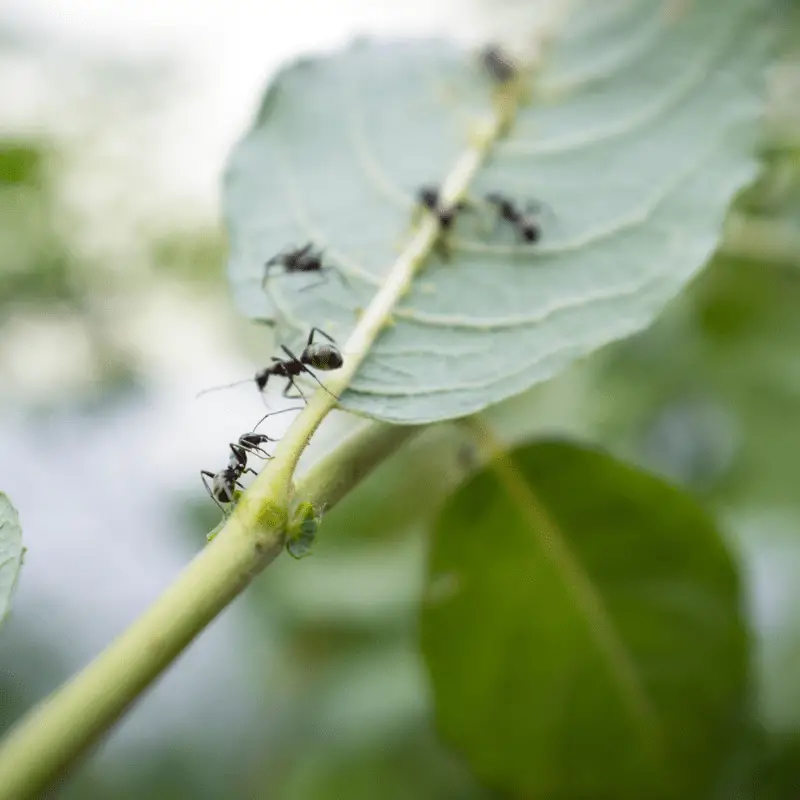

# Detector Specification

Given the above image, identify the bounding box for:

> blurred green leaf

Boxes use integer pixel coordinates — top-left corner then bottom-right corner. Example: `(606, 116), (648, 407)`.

(0, 493), (23, 629)
(307, 425), (474, 548)
(752, 732), (800, 800)
(0, 142), (46, 187)
(225, 0), (772, 423)
(275, 732), (488, 800)
(421, 439), (747, 800)
(598, 254), (800, 507)
(267, 535), (424, 629)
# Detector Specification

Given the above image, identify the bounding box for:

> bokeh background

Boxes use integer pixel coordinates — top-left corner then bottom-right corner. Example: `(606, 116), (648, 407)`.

(1, 0), (800, 797)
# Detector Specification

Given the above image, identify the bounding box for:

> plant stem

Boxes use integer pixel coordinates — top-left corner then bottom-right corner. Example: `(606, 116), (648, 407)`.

(0, 421), (419, 800)
(0, 47), (529, 799)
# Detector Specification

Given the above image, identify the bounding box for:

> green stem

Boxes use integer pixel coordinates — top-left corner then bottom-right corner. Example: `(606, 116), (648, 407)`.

(0, 421), (419, 800)
(0, 49), (530, 800)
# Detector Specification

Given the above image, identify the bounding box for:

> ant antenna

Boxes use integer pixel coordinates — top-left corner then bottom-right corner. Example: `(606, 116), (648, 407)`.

(253, 405), (305, 431)
(305, 373), (341, 402)
(196, 377), (255, 399)
(295, 369), (339, 403)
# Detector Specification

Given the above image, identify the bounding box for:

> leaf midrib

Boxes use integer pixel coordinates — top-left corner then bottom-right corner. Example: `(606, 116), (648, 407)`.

(486, 445), (668, 770)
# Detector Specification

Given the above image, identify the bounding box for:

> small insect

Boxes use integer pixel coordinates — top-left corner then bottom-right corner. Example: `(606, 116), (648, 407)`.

(201, 453), (251, 512)
(200, 408), (301, 514)
(201, 435), (267, 512)
(481, 45), (518, 83)
(255, 327), (343, 401)
(227, 431), (275, 471)
(416, 185), (469, 230)
(485, 192), (547, 243)
(286, 501), (324, 559)
(196, 328), (343, 402)
(263, 242), (328, 292)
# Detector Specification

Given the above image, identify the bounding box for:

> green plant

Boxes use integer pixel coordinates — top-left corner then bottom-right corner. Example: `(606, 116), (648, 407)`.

(1, 0), (798, 797)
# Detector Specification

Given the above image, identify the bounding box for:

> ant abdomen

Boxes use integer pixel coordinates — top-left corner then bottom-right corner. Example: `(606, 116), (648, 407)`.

(481, 45), (518, 83)
(305, 343), (344, 371)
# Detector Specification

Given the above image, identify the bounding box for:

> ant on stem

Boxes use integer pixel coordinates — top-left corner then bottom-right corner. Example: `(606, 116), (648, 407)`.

(196, 327), (343, 403)
(416, 185), (469, 231)
(201, 407), (301, 513)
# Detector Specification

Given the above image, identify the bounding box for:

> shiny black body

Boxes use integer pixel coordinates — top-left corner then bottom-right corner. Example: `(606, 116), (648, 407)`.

(255, 327), (343, 400)
(263, 243), (328, 291)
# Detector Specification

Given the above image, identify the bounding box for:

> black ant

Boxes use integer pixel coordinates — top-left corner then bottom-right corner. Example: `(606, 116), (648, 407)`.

(201, 434), (268, 513)
(256, 327), (343, 400)
(263, 242), (329, 292)
(485, 192), (547, 243)
(416, 185), (470, 231)
(227, 432), (274, 469)
(481, 45), (518, 83)
(196, 328), (343, 403)
(201, 408), (301, 513)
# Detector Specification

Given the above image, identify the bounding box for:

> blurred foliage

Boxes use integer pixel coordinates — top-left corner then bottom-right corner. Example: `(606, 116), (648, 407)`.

(421, 440), (748, 800)
(0, 140), (77, 311)
(151, 227), (228, 284)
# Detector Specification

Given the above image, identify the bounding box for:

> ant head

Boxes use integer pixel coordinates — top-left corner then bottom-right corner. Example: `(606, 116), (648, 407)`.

(241, 432), (273, 446)
(522, 222), (541, 243)
(304, 342), (344, 371)
(417, 185), (439, 210)
(438, 209), (455, 229)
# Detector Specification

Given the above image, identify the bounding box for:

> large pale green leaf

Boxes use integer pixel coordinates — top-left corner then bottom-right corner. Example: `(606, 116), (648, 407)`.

(0, 493), (23, 628)
(225, 0), (773, 423)
(420, 440), (747, 799)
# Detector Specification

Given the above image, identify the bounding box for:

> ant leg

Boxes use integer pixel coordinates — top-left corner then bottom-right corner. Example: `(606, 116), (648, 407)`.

(201, 471), (227, 514)
(298, 272), (330, 293)
(297, 242), (314, 258)
(248, 447), (273, 459)
(281, 344), (302, 362)
(298, 363), (340, 401)
(261, 264), (280, 289)
(330, 265), (353, 290)
(280, 345), (338, 401)
(240, 439), (273, 459)
(283, 377), (307, 401)
(265, 244), (295, 268)
(228, 443), (248, 470)
(306, 327), (337, 347)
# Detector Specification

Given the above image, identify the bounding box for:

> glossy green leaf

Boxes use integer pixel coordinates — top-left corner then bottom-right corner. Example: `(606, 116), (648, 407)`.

(224, 0), (773, 424)
(0, 493), (23, 628)
(420, 440), (747, 799)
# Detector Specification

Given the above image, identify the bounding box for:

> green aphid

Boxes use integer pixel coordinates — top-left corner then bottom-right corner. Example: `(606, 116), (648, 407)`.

(286, 501), (323, 559)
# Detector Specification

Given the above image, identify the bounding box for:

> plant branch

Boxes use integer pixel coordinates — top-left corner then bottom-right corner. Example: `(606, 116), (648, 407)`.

(0, 56), (530, 800)
(0, 421), (419, 800)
